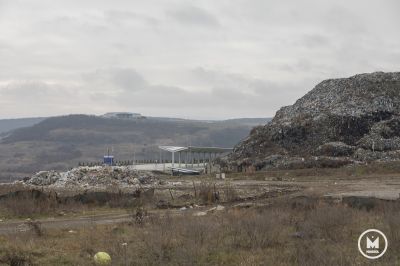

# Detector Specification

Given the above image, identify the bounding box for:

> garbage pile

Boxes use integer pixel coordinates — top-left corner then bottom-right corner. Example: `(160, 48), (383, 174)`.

(229, 72), (400, 168)
(22, 166), (159, 189)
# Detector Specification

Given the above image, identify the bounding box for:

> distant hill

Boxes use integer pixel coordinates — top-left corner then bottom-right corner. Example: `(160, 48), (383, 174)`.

(218, 118), (272, 126)
(0, 114), (271, 180)
(147, 117), (271, 126)
(0, 117), (46, 135)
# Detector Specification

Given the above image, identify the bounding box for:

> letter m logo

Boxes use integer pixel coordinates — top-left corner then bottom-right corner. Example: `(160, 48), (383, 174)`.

(367, 237), (379, 249)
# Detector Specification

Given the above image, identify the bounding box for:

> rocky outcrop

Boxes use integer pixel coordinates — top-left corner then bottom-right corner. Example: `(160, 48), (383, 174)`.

(229, 72), (400, 168)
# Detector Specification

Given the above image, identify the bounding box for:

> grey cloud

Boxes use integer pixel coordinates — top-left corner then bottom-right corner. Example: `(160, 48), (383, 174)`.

(0, 42), (11, 51)
(322, 5), (367, 35)
(211, 87), (255, 106)
(39, 15), (110, 36)
(0, 0), (10, 13)
(82, 68), (148, 92)
(110, 68), (148, 92)
(0, 67), (327, 119)
(190, 67), (279, 95)
(0, 80), (82, 118)
(0, 0), (399, 119)
(104, 10), (160, 27)
(79, 67), (285, 118)
(185, 67), (306, 115)
(191, 67), (260, 89)
(1, 81), (73, 100)
(81, 68), (197, 108)
(167, 5), (220, 27)
(300, 34), (331, 49)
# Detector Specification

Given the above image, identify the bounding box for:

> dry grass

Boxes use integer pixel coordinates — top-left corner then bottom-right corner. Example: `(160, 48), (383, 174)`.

(197, 181), (219, 204)
(0, 188), (148, 219)
(1, 199), (400, 265)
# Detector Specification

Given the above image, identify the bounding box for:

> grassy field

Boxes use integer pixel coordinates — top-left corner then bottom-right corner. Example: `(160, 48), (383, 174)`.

(1, 199), (400, 265)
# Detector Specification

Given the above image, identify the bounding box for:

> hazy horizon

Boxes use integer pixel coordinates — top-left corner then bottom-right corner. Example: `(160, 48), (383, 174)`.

(0, 112), (272, 121)
(1, 0), (399, 119)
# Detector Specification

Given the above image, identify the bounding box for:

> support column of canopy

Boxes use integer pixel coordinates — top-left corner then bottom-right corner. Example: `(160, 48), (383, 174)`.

(158, 146), (233, 174)
(209, 152), (212, 173)
(158, 146), (188, 173)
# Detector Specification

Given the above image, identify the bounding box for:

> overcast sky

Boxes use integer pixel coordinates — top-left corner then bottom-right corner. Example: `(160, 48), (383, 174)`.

(0, 0), (399, 119)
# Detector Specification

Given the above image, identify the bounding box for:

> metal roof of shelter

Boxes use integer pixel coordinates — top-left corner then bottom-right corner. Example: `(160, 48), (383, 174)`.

(188, 146), (233, 153)
(159, 146), (188, 153)
(159, 146), (232, 153)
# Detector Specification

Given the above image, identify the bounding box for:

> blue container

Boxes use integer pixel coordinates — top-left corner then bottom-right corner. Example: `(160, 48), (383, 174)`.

(103, 155), (114, 166)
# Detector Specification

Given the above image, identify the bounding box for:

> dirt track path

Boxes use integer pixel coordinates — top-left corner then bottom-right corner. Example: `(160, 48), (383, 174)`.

(0, 208), (195, 235)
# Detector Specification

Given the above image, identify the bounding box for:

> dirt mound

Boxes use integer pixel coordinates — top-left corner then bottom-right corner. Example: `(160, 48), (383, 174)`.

(229, 72), (400, 169)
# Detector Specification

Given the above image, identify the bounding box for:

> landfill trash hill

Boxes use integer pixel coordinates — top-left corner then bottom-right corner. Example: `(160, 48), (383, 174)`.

(18, 166), (159, 190)
(228, 72), (400, 169)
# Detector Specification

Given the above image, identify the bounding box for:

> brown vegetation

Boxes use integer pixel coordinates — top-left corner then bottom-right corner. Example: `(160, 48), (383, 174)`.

(1, 198), (400, 265)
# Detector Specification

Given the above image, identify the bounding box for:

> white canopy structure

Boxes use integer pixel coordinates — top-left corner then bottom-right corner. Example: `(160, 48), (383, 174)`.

(158, 146), (188, 168)
(159, 146), (188, 153)
(159, 145), (233, 169)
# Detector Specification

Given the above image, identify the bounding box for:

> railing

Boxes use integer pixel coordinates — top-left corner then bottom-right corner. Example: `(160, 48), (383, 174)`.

(78, 159), (211, 167)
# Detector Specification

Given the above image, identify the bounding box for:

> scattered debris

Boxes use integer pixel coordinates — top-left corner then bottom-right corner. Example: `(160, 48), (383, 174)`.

(216, 205), (225, 211)
(192, 204), (226, 217)
(193, 211), (207, 217)
(21, 166), (159, 189)
(16, 224), (30, 232)
(291, 231), (305, 239)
